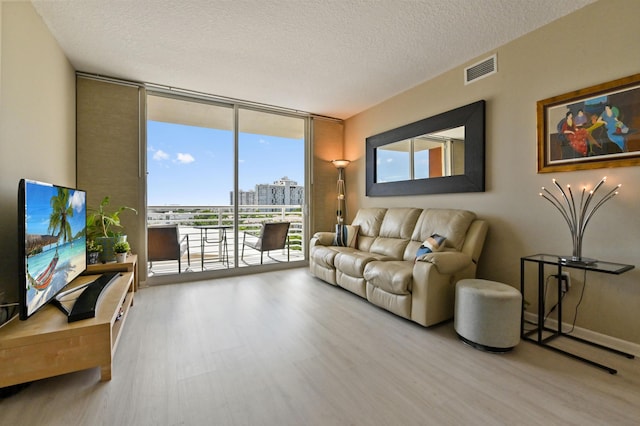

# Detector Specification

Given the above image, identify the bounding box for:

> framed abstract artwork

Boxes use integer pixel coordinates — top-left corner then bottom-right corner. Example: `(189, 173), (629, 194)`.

(537, 73), (640, 173)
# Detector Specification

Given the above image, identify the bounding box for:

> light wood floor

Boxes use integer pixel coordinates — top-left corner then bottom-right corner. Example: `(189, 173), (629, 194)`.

(1, 268), (639, 425)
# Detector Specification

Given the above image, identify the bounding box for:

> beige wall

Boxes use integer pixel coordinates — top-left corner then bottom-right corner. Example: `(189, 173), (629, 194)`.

(345, 0), (640, 344)
(0, 2), (75, 307)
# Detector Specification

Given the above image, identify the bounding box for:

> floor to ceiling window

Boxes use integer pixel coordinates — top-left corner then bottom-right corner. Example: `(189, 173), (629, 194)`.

(146, 93), (308, 279)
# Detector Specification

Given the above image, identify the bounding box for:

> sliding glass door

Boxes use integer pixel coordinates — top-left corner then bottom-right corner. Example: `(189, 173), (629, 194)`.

(237, 108), (306, 268)
(146, 94), (307, 278)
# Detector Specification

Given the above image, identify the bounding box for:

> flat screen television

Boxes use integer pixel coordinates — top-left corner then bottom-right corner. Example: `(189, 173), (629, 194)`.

(18, 179), (87, 320)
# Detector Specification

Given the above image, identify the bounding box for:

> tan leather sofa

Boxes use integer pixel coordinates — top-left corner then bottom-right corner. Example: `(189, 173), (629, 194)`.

(309, 208), (488, 327)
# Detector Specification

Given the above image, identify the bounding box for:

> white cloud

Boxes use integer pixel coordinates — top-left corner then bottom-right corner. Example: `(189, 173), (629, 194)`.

(386, 158), (393, 162)
(69, 190), (86, 213)
(153, 150), (170, 161)
(176, 153), (195, 164)
(259, 138), (269, 145)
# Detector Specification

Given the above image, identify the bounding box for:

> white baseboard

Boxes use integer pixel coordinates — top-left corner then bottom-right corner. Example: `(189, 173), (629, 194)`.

(523, 312), (640, 357)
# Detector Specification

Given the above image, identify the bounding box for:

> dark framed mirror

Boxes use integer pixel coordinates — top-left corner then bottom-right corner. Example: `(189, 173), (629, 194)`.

(366, 100), (485, 196)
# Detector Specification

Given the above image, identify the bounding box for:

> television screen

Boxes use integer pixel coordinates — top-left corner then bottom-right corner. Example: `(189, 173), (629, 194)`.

(18, 179), (87, 320)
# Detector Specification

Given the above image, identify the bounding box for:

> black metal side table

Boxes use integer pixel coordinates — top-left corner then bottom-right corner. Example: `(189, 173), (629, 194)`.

(195, 225), (232, 269)
(520, 253), (634, 374)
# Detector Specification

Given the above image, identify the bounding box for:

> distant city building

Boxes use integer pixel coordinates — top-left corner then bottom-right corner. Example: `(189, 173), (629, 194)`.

(231, 176), (304, 205)
(237, 189), (256, 205)
(147, 209), (198, 224)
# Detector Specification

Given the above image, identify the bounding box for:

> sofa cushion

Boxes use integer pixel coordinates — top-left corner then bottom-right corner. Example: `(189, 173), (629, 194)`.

(369, 237), (410, 260)
(412, 209), (476, 251)
(334, 251), (390, 278)
(364, 260), (413, 295)
(310, 245), (354, 269)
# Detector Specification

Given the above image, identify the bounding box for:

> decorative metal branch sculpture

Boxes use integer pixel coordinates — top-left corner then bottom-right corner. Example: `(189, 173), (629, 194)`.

(540, 176), (620, 263)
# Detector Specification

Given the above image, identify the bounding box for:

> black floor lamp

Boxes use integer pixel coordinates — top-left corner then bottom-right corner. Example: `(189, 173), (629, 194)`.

(331, 159), (350, 224)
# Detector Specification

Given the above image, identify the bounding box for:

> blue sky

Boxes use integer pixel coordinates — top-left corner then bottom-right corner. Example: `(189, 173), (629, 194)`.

(147, 121), (304, 205)
(25, 181), (86, 236)
(377, 150), (429, 182)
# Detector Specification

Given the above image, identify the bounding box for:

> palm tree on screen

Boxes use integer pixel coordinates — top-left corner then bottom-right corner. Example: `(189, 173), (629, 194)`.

(48, 187), (74, 247)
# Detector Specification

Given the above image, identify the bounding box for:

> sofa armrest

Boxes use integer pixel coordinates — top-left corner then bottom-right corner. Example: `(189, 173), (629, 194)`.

(416, 251), (472, 274)
(310, 231), (335, 247)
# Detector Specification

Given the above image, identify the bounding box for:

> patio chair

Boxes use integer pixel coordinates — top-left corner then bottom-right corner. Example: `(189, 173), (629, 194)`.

(241, 222), (290, 264)
(148, 224), (191, 273)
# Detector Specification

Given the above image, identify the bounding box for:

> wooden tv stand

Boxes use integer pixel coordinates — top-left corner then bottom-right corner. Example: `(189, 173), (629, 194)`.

(86, 254), (139, 291)
(0, 269), (135, 388)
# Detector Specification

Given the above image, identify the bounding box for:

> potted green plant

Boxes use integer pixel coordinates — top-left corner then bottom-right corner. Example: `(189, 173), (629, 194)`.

(87, 196), (137, 262)
(86, 240), (103, 265)
(113, 240), (130, 263)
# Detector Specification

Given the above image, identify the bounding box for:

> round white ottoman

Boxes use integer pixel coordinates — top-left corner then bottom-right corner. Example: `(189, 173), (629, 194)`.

(454, 279), (522, 352)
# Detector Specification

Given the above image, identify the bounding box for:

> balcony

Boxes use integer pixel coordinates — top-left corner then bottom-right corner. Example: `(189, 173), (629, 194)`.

(147, 205), (305, 276)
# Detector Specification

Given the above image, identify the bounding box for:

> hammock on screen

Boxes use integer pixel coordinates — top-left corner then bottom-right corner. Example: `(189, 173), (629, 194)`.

(27, 252), (59, 291)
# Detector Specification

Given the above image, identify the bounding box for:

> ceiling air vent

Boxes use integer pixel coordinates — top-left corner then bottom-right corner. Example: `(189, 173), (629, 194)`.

(464, 54), (497, 85)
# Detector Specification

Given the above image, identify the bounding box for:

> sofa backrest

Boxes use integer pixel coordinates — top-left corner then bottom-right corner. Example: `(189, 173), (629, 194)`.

(369, 208), (422, 259)
(351, 207), (482, 262)
(352, 208), (387, 252)
(379, 208), (422, 239)
(400, 208), (477, 261)
(410, 209), (476, 251)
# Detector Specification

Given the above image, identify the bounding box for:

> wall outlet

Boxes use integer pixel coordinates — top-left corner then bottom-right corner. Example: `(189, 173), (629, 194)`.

(551, 272), (571, 293)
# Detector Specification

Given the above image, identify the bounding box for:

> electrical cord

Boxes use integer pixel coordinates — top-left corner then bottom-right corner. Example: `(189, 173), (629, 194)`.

(520, 275), (563, 333)
(543, 274), (566, 323)
(524, 268), (588, 335)
(542, 274), (552, 318)
(566, 269), (588, 334)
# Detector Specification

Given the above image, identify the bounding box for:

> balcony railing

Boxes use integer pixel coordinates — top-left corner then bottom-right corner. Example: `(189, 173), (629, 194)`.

(147, 205), (305, 275)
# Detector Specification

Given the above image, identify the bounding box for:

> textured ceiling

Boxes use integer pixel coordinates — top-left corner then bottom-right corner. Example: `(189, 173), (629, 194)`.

(31, 0), (595, 119)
